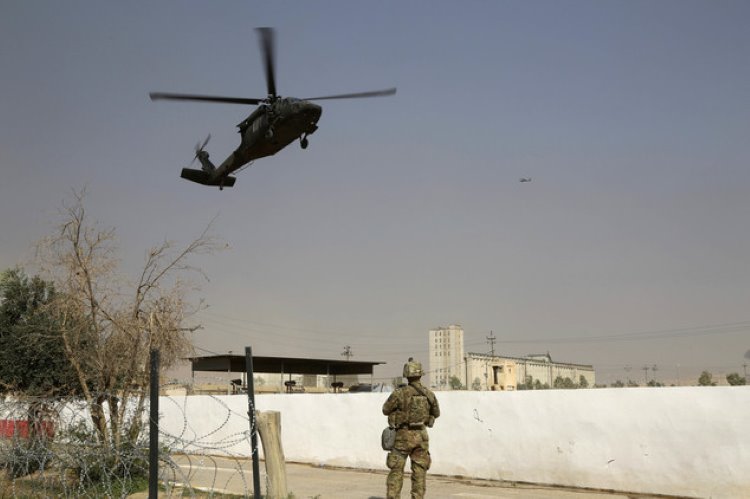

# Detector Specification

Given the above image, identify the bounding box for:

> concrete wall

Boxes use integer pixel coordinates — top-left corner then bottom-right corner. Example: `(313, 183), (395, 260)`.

(158, 386), (750, 498)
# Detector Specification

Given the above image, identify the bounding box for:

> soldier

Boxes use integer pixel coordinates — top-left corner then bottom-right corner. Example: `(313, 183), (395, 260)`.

(382, 358), (440, 499)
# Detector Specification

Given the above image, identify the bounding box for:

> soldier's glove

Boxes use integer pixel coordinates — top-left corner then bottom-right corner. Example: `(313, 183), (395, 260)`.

(426, 416), (435, 428)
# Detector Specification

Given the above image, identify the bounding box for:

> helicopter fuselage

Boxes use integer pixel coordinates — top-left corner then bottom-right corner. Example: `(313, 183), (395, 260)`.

(153, 27), (394, 189)
(212, 97), (322, 179)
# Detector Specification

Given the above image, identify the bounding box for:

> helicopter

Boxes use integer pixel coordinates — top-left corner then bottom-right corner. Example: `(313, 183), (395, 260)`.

(519, 177), (532, 183)
(150, 27), (396, 190)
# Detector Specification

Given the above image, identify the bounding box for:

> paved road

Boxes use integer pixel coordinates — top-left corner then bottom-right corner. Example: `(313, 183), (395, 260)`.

(143, 455), (658, 499)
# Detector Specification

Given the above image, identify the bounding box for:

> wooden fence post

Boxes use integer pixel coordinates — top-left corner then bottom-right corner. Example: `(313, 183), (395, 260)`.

(255, 410), (287, 498)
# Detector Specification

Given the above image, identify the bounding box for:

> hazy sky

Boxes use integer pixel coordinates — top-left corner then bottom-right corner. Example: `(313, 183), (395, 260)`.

(2, 1), (749, 385)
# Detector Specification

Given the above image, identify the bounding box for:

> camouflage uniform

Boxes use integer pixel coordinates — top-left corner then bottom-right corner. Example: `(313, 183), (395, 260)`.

(382, 360), (440, 499)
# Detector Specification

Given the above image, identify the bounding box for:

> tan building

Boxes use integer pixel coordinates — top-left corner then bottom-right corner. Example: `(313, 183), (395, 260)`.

(428, 327), (595, 390)
(516, 353), (595, 387)
(428, 324), (465, 389)
(465, 353), (518, 390)
(465, 352), (595, 388)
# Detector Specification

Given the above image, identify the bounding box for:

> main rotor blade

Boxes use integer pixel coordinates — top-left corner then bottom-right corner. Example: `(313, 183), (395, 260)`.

(303, 87), (397, 101)
(256, 27), (277, 99)
(150, 92), (263, 105)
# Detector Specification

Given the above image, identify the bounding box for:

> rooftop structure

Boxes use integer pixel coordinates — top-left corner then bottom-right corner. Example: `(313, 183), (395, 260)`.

(187, 354), (385, 393)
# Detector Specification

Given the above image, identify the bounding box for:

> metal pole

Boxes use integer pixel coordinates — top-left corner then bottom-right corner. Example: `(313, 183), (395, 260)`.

(227, 353), (232, 395)
(149, 349), (160, 499)
(245, 347), (262, 498)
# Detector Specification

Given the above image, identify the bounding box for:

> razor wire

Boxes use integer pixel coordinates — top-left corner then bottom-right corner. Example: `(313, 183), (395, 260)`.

(0, 376), (268, 498)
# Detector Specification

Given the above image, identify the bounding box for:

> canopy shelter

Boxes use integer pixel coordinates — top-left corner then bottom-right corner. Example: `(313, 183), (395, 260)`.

(188, 354), (385, 393)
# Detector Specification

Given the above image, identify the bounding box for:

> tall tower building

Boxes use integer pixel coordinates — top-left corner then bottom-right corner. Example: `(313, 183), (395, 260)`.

(428, 324), (465, 389)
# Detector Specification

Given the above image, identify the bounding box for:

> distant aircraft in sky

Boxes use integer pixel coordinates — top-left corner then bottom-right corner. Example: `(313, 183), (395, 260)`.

(519, 177), (532, 183)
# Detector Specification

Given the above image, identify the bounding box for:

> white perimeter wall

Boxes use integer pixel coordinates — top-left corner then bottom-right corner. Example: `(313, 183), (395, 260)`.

(158, 387), (750, 498)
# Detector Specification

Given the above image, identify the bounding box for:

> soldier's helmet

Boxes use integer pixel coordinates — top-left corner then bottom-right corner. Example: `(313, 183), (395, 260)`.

(403, 357), (424, 378)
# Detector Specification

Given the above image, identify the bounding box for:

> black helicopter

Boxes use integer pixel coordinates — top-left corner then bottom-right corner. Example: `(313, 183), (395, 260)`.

(150, 28), (396, 189)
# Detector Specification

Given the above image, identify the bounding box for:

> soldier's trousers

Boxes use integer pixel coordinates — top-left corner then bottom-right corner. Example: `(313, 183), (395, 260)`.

(386, 429), (431, 499)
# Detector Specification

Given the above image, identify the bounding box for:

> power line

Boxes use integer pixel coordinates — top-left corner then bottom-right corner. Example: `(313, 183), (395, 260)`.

(193, 314), (423, 347)
(193, 345), (224, 356)
(199, 310), (750, 346)
(494, 321), (750, 345)
(189, 311), (750, 375)
(197, 310), (397, 340)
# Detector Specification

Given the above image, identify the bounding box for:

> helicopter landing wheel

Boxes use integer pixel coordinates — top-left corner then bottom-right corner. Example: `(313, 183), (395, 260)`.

(300, 136), (309, 149)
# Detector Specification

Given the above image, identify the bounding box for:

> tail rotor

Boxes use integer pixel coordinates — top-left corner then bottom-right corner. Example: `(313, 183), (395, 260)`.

(190, 134), (213, 171)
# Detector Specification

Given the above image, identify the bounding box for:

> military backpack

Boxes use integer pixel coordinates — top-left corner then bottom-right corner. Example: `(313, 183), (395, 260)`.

(405, 386), (431, 428)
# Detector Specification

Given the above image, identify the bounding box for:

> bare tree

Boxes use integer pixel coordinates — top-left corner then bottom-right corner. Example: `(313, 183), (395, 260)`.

(35, 189), (220, 452)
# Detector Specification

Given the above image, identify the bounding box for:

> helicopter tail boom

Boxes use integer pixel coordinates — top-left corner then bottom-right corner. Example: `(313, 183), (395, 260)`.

(180, 168), (237, 188)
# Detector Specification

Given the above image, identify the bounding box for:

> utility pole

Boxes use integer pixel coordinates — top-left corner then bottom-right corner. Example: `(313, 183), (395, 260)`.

(341, 345), (353, 361)
(486, 331), (496, 357)
(642, 365), (649, 385)
(652, 364), (658, 385)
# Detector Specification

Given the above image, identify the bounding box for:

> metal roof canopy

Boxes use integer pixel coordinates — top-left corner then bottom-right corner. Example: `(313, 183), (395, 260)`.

(189, 354), (384, 377)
